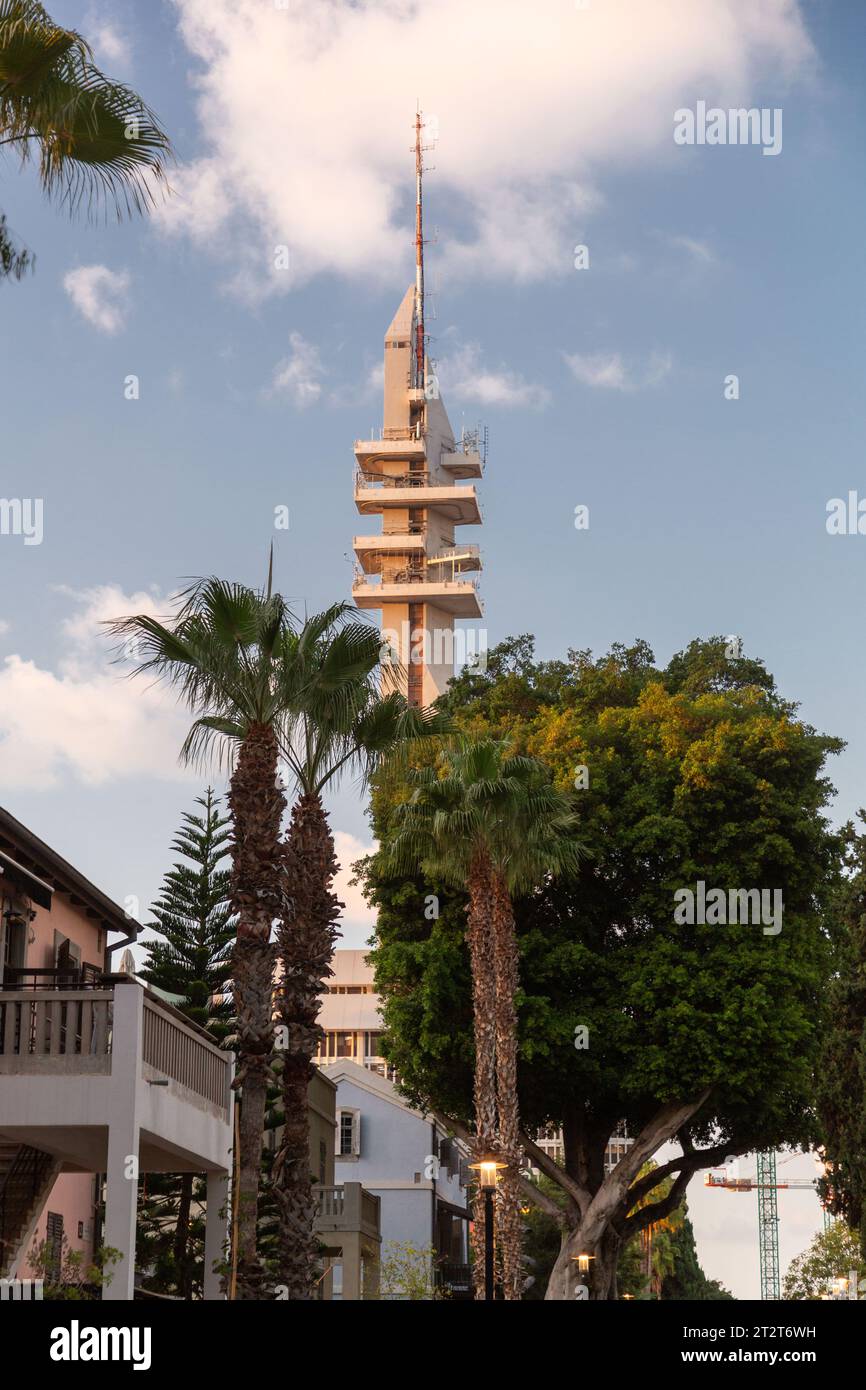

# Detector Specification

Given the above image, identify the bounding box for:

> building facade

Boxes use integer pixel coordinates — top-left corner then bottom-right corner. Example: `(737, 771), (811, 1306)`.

(316, 951), (471, 1296)
(323, 1060), (470, 1298)
(0, 805), (232, 1299)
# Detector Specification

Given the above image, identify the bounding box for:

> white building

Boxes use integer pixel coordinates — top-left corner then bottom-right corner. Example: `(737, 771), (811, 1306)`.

(315, 949), (395, 1078)
(316, 951), (471, 1297)
(322, 1060), (470, 1298)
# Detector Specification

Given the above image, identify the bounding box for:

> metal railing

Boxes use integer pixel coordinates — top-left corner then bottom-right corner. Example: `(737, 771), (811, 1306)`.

(355, 469), (436, 490)
(0, 990), (112, 1070)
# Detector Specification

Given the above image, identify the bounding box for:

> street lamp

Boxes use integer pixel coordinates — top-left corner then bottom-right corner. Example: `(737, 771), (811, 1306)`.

(469, 1153), (507, 1301)
(572, 1252), (596, 1299)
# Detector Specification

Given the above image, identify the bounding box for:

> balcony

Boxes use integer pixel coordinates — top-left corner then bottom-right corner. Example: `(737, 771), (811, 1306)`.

(0, 979), (232, 1299)
(315, 1183), (380, 1242)
(354, 434), (426, 468)
(353, 567), (483, 618)
(354, 473), (481, 526)
(353, 541), (481, 579)
(314, 1183), (381, 1300)
(435, 1261), (473, 1299)
(439, 449), (483, 481)
(352, 532), (427, 573)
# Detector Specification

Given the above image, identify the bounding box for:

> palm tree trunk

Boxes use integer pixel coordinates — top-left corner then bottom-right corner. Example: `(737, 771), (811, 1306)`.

(466, 851), (498, 1298)
(273, 792), (341, 1299)
(228, 723), (285, 1300)
(491, 870), (523, 1300)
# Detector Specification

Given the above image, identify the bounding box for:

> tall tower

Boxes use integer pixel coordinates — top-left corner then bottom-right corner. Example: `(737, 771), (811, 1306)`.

(352, 113), (484, 706)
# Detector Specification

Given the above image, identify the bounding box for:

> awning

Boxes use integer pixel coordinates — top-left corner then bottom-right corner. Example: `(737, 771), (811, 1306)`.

(0, 850), (54, 911)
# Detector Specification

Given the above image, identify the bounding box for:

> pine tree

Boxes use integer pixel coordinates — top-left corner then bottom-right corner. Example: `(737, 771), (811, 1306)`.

(139, 788), (234, 1033)
(136, 789), (235, 1297)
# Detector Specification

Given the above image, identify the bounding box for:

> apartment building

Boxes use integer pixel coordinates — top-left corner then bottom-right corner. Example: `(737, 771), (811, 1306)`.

(0, 805), (232, 1299)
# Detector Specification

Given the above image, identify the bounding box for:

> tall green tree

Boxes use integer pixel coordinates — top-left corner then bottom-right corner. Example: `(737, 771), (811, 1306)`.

(361, 636), (842, 1299)
(136, 789), (234, 1298)
(783, 1222), (865, 1300)
(816, 815), (866, 1257)
(140, 788), (234, 1033)
(271, 607), (446, 1300)
(109, 579), (295, 1300)
(659, 1214), (735, 1301)
(0, 0), (171, 279)
(386, 736), (581, 1299)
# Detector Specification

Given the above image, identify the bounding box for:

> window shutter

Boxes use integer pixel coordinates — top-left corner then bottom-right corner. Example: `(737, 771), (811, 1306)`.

(351, 1110), (361, 1157)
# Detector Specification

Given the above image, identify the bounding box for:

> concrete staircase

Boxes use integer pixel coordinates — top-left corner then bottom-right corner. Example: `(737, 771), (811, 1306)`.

(0, 1140), (60, 1278)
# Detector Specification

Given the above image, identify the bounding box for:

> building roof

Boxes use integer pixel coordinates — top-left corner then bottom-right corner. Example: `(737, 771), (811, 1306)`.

(0, 804), (138, 942)
(321, 1058), (418, 1116)
(330, 948), (374, 985)
(319, 991), (383, 1031)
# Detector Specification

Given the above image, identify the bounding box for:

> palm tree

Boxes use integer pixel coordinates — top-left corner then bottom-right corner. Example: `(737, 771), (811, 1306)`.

(0, 0), (171, 279)
(270, 604), (448, 1299)
(386, 736), (582, 1299)
(108, 579), (296, 1300)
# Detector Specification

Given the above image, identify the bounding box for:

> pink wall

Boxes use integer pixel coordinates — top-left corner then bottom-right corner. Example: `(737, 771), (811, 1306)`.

(12, 893), (105, 1280)
(27, 891), (106, 974)
(19, 1174), (98, 1283)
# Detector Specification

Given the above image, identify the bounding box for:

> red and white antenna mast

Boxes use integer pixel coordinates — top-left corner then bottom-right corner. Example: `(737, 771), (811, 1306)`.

(413, 107), (429, 391)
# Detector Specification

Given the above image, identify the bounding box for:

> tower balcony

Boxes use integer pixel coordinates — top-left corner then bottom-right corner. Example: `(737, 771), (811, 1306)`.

(354, 473), (481, 526)
(354, 435), (427, 468)
(352, 566), (483, 618)
(438, 449), (483, 481)
(352, 532), (427, 574)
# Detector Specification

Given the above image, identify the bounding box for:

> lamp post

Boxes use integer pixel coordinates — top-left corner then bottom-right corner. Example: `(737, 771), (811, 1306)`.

(469, 1154), (507, 1301)
(572, 1252), (596, 1300)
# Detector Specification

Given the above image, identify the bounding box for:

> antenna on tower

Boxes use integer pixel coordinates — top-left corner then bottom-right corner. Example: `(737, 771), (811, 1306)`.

(412, 106), (436, 391)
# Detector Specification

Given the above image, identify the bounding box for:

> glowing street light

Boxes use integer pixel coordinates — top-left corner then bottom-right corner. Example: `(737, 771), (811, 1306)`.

(469, 1153), (507, 1301)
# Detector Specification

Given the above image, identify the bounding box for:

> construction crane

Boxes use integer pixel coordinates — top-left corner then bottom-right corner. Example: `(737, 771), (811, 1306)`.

(704, 1151), (818, 1299)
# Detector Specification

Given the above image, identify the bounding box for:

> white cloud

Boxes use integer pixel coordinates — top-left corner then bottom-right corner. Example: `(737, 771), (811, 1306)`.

(63, 265), (130, 334)
(332, 831), (377, 935)
(668, 234), (717, 264)
(439, 342), (551, 409)
(564, 349), (672, 391)
(266, 332), (325, 407)
(162, 0), (813, 295)
(89, 19), (132, 72)
(0, 585), (193, 790)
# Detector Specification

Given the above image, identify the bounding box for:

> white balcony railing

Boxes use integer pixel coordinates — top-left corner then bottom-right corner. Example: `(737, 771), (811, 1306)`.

(0, 986), (230, 1117)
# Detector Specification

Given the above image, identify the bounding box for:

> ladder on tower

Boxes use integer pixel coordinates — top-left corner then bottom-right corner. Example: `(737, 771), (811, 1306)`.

(756, 1151), (781, 1300)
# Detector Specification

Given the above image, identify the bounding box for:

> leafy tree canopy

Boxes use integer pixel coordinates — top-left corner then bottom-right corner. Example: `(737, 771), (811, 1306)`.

(817, 815), (866, 1254)
(362, 636), (842, 1204)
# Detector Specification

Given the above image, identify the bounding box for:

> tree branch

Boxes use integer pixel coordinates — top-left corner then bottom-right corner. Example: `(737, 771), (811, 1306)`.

(622, 1168), (692, 1239)
(625, 1136), (757, 1211)
(519, 1131), (591, 1216)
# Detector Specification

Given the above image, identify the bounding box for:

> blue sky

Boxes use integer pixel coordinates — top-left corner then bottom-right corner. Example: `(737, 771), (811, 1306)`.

(1, 0), (863, 1296)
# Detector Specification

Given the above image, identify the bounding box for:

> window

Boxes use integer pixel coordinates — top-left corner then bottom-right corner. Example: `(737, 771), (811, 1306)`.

(336, 1032), (353, 1058)
(336, 1109), (360, 1158)
(319, 1139), (327, 1185)
(46, 1212), (63, 1283)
